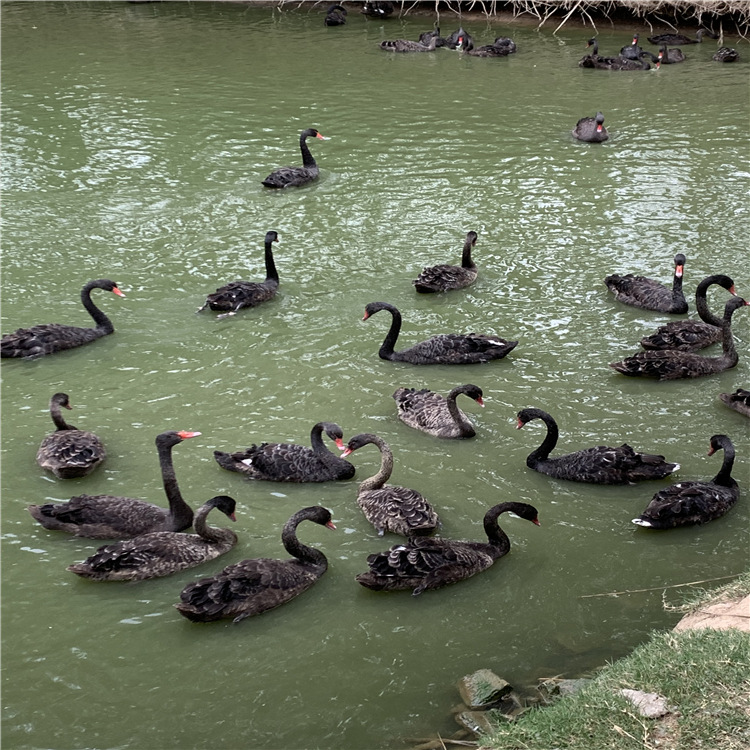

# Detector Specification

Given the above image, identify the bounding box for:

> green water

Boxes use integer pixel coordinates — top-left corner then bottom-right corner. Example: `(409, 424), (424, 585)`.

(2, 3), (748, 749)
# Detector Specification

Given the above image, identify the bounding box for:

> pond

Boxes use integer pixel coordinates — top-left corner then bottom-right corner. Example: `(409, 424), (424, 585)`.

(2, 3), (748, 749)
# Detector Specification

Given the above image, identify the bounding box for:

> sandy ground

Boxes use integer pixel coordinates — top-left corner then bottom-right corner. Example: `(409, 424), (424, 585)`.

(673, 594), (750, 632)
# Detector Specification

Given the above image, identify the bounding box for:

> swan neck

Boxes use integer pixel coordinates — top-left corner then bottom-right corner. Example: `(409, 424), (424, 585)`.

(460, 238), (475, 269)
(193, 505), (236, 544)
(720, 305), (740, 361)
(359, 437), (393, 491)
(50, 402), (73, 431)
(483, 506), (511, 557)
(378, 306), (401, 359)
(527, 413), (558, 464)
(282, 519), (328, 568)
(157, 440), (192, 527)
(695, 279), (722, 327)
(712, 443), (736, 486)
(299, 132), (317, 168)
(447, 389), (474, 435)
(264, 238), (279, 282)
(82, 282), (114, 333)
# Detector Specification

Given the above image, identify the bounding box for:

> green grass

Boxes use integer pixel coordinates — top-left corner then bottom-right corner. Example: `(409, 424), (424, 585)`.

(481, 574), (750, 750)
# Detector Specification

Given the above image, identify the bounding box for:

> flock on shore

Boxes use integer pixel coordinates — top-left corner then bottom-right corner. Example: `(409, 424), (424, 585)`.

(3, 6), (746, 625)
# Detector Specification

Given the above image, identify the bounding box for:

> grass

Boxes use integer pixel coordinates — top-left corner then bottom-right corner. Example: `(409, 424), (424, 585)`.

(479, 572), (750, 750)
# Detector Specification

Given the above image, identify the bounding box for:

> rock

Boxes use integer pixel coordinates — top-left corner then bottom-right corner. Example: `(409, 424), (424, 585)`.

(673, 594), (750, 632)
(456, 668), (513, 709)
(619, 688), (672, 719)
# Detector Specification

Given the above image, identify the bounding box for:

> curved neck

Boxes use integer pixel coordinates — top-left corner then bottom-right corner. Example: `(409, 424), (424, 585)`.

(282, 520), (328, 568)
(50, 402), (74, 431)
(156, 440), (193, 528)
(81, 283), (114, 333)
(712, 443), (736, 487)
(695, 277), (726, 328)
(719, 304), (740, 362)
(460, 237), (476, 269)
(264, 238), (279, 282)
(671, 270), (685, 306)
(526, 413), (559, 464)
(482, 505), (512, 557)
(309, 423), (335, 456)
(193, 505), (237, 544)
(358, 436), (393, 491)
(299, 132), (317, 168)
(447, 388), (475, 436)
(377, 306), (401, 359)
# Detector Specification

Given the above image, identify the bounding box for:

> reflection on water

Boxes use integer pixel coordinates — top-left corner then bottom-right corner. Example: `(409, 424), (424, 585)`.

(2, 3), (749, 749)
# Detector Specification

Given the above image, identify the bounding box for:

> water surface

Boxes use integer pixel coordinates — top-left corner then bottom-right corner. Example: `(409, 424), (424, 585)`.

(2, 3), (749, 749)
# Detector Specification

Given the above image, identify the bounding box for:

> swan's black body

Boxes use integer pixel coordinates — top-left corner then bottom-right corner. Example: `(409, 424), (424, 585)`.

(393, 384), (483, 438)
(175, 506), (335, 623)
(1, 279), (125, 359)
(719, 388), (750, 417)
(262, 129), (327, 188)
(572, 112), (608, 143)
(633, 435), (739, 528)
(516, 408), (679, 484)
(413, 231), (478, 293)
(605, 254), (688, 313)
(36, 393), (106, 479)
(356, 502), (539, 595)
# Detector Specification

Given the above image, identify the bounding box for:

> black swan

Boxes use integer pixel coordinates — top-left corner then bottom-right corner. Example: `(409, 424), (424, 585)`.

(392, 384), (484, 439)
(647, 29), (716, 45)
(261, 128), (328, 189)
(1, 279), (125, 359)
(610, 296), (749, 380)
(197, 231), (280, 317)
(470, 36), (517, 56)
(67, 495), (238, 581)
(355, 502), (540, 595)
(175, 505), (335, 623)
(571, 112), (609, 143)
(362, 1), (394, 18)
(213, 421), (355, 483)
(413, 231), (478, 293)
(418, 26), (446, 47)
(443, 27), (470, 50)
(340, 433), (439, 536)
(579, 39), (651, 70)
(605, 253), (688, 313)
(632, 435), (739, 528)
(640, 274), (737, 351)
(36, 392), (106, 479)
(363, 301), (517, 365)
(516, 408), (679, 484)
(324, 4), (347, 25)
(654, 43), (686, 63)
(27, 430), (200, 539)
(380, 35), (440, 52)
(719, 388), (750, 418)
(713, 47), (740, 62)
(619, 33), (644, 59)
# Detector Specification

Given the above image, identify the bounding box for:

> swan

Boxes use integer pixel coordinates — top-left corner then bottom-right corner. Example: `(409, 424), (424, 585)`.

(27, 430), (200, 538)
(175, 505), (335, 623)
(640, 274), (737, 351)
(413, 231), (478, 293)
(197, 231), (279, 317)
(213, 421), (355, 482)
(647, 29), (715, 45)
(363, 301), (517, 364)
(516, 408), (679, 484)
(713, 47), (740, 62)
(261, 129), (328, 189)
(443, 27), (470, 50)
(380, 35), (440, 52)
(418, 26), (446, 47)
(1, 279), (125, 359)
(362, 1), (394, 18)
(719, 388), (750, 418)
(579, 39), (651, 70)
(36, 393), (106, 479)
(619, 33), (644, 59)
(340, 432), (440, 536)
(67, 495), (238, 581)
(392, 384), (484, 438)
(610, 297), (749, 380)
(324, 4), (347, 26)
(646, 43), (686, 63)
(571, 112), (609, 143)
(605, 254), (688, 313)
(355, 502), (540, 595)
(632, 435), (739, 528)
